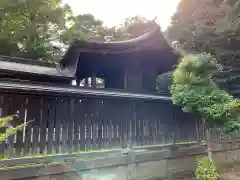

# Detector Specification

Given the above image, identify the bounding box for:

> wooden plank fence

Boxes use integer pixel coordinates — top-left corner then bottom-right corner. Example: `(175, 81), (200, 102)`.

(1, 90), (235, 159)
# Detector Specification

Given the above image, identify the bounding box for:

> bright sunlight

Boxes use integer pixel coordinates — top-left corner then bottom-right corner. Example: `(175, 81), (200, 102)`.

(62, 0), (180, 30)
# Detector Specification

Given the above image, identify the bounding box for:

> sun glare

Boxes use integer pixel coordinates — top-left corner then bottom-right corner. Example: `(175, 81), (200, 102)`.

(62, 0), (180, 30)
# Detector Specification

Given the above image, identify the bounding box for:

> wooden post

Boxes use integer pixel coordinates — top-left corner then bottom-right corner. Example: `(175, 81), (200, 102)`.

(85, 77), (89, 87)
(124, 68), (128, 90)
(206, 128), (212, 160)
(91, 72), (96, 88)
(76, 78), (80, 86)
(196, 120), (201, 142)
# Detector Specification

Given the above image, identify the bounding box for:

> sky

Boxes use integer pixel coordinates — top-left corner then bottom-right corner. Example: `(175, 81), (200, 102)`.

(62, 0), (180, 30)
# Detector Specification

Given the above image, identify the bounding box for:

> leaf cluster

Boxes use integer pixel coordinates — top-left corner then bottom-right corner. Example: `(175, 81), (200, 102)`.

(166, 0), (240, 97)
(171, 53), (240, 132)
(0, 115), (28, 143)
(195, 156), (219, 180)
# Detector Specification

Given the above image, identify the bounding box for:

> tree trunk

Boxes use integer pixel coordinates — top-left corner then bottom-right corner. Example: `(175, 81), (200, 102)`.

(206, 127), (212, 160)
(203, 118), (213, 160)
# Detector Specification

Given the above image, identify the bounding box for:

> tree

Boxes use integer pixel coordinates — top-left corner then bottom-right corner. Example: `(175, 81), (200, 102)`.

(165, 0), (240, 97)
(166, 0), (231, 53)
(60, 14), (109, 44)
(109, 16), (154, 41)
(0, 0), (72, 60)
(0, 114), (28, 159)
(171, 53), (240, 159)
(60, 15), (153, 44)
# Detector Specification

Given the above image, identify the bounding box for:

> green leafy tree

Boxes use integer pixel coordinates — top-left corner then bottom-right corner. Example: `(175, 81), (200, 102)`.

(195, 157), (219, 180)
(0, 114), (29, 159)
(171, 53), (240, 159)
(0, 0), (72, 60)
(166, 0), (240, 97)
(0, 115), (26, 143)
(166, 0), (231, 53)
(60, 15), (153, 44)
(60, 14), (109, 44)
(109, 16), (154, 41)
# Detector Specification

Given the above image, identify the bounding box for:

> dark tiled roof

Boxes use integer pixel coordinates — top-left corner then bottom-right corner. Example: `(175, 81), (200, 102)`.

(62, 23), (171, 55)
(0, 80), (171, 101)
(60, 22), (178, 75)
(0, 56), (74, 78)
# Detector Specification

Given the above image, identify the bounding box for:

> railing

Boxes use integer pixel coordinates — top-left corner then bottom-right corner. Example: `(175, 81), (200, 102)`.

(0, 80), (200, 158)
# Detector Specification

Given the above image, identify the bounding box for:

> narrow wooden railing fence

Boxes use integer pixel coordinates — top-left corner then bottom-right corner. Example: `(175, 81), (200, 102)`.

(0, 83), (235, 159)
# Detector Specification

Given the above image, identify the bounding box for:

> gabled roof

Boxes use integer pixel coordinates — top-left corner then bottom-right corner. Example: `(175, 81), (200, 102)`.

(69, 23), (171, 53)
(0, 55), (74, 79)
(60, 22), (177, 74)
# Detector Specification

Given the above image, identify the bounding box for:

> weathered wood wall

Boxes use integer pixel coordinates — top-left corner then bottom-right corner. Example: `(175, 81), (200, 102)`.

(0, 87), (200, 158)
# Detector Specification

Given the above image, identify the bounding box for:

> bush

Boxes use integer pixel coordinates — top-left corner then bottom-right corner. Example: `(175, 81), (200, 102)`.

(195, 157), (219, 180)
(0, 114), (30, 159)
(0, 115), (27, 143)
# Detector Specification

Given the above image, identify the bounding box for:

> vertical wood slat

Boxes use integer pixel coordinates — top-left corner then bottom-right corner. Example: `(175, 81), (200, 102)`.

(146, 103), (151, 145)
(4, 95), (16, 158)
(15, 97), (27, 157)
(112, 102), (120, 148)
(135, 102), (144, 146)
(23, 98), (34, 156)
(1, 95), (11, 157)
(117, 102), (124, 148)
(91, 99), (99, 150)
(79, 99), (86, 151)
(89, 105), (94, 150)
(133, 102), (140, 147)
(55, 98), (63, 154)
(31, 97), (42, 155)
(73, 98), (80, 152)
(67, 98), (74, 153)
(102, 100), (108, 148)
(84, 99), (91, 151)
(97, 101), (104, 149)
(39, 98), (48, 154)
(131, 102), (136, 147)
(107, 102), (113, 148)
(148, 103), (153, 145)
(47, 98), (55, 154)
(61, 98), (68, 153)
(122, 101), (130, 147)
(135, 103), (141, 146)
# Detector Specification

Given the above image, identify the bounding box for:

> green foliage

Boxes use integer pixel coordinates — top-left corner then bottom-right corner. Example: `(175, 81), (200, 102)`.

(0, 0), (72, 60)
(156, 71), (173, 95)
(60, 14), (107, 44)
(0, 1), (155, 63)
(0, 115), (28, 143)
(171, 53), (240, 131)
(166, 0), (240, 97)
(195, 157), (219, 180)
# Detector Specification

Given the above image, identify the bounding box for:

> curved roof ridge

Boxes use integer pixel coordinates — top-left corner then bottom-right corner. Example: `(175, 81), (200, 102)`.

(75, 22), (161, 45)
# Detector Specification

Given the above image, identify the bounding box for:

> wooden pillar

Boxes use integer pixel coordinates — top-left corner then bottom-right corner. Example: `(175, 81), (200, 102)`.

(85, 77), (89, 87)
(76, 78), (80, 86)
(123, 59), (141, 92)
(124, 69), (128, 90)
(91, 72), (96, 88)
(142, 66), (157, 93)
